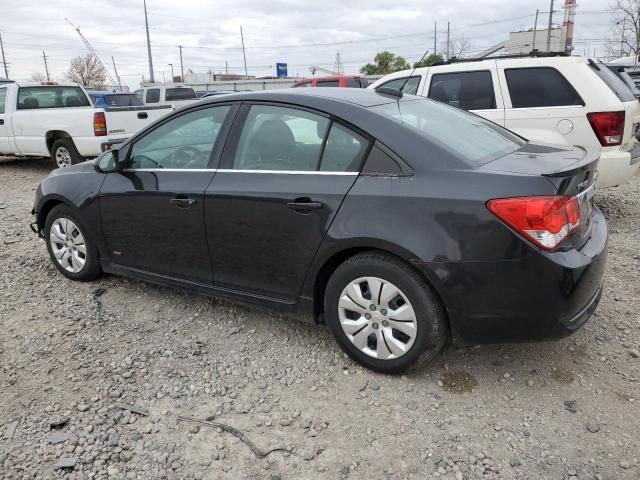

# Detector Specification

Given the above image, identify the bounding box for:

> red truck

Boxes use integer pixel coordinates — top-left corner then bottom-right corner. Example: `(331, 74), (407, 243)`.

(291, 75), (369, 88)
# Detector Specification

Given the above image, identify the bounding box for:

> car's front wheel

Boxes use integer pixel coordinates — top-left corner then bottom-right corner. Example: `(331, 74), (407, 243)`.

(324, 252), (447, 373)
(44, 205), (101, 281)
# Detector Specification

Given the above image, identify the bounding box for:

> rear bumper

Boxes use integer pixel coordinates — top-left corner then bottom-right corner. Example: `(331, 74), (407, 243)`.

(418, 207), (608, 345)
(596, 148), (640, 188)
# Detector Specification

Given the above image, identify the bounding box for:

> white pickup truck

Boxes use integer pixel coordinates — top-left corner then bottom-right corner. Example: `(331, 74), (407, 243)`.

(0, 81), (172, 168)
(134, 85), (199, 108)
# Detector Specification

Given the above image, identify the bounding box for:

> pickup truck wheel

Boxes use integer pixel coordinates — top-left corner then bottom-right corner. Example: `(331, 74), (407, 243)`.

(51, 139), (83, 168)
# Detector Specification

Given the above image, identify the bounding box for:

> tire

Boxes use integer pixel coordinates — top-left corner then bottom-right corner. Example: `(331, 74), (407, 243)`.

(324, 251), (447, 373)
(44, 204), (101, 281)
(50, 138), (83, 169)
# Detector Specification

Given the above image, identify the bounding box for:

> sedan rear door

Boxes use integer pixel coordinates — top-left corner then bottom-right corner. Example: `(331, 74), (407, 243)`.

(205, 103), (370, 301)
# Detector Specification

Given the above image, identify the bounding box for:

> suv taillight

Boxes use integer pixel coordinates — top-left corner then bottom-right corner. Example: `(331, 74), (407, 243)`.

(587, 111), (625, 146)
(487, 196), (580, 251)
(93, 112), (107, 137)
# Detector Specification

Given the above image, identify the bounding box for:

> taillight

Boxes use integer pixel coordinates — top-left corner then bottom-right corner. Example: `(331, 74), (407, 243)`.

(587, 111), (625, 146)
(93, 112), (107, 137)
(487, 196), (580, 251)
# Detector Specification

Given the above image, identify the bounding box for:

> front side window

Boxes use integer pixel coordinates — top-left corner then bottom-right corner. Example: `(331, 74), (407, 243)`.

(129, 106), (230, 169)
(505, 67), (584, 108)
(0, 88), (6, 114)
(428, 71), (496, 110)
(371, 98), (525, 166)
(17, 86), (90, 109)
(320, 123), (368, 172)
(317, 80), (339, 87)
(379, 76), (421, 95)
(233, 105), (329, 171)
(146, 88), (160, 104)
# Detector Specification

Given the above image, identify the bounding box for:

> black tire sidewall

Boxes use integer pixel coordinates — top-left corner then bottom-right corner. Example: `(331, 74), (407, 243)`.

(325, 253), (446, 373)
(51, 139), (82, 169)
(44, 205), (100, 281)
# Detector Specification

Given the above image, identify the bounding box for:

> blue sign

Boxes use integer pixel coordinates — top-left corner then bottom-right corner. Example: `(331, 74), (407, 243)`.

(276, 62), (288, 78)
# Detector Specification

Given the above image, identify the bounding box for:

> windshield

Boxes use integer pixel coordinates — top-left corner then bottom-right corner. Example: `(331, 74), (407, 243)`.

(165, 87), (198, 101)
(371, 98), (526, 166)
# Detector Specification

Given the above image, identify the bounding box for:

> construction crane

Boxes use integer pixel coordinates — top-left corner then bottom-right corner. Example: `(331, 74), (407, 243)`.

(309, 65), (339, 76)
(65, 18), (120, 88)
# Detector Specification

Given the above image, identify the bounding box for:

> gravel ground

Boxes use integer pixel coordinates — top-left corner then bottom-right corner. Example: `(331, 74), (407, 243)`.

(1, 156), (639, 480)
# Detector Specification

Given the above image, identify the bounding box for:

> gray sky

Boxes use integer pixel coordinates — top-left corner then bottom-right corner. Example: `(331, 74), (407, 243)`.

(0, 0), (615, 89)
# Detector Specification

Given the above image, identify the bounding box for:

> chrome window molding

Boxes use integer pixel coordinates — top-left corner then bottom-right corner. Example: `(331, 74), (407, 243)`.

(121, 168), (358, 175)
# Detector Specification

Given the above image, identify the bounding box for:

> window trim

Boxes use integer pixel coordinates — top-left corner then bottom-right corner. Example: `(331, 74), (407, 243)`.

(219, 101), (373, 173)
(124, 102), (239, 171)
(503, 66), (585, 109)
(427, 69), (497, 111)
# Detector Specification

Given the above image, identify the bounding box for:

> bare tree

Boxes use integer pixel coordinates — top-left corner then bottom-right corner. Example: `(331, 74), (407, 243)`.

(65, 54), (106, 88)
(609, 0), (640, 59)
(441, 33), (473, 59)
(30, 72), (47, 81)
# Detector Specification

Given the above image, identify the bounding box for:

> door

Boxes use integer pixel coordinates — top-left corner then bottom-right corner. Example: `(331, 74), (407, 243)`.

(99, 105), (233, 284)
(0, 86), (14, 154)
(425, 67), (505, 126)
(205, 104), (370, 300)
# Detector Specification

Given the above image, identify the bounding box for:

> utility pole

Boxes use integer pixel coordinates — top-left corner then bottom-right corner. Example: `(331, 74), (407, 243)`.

(42, 50), (50, 81)
(111, 56), (121, 88)
(620, 18), (626, 57)
(446, 22), (450, 60)
(178, 45), (184, 82)
(546, 0), (554, 52)
(433, 21), (437, 56)
(143, 0), (155, 83)
(240, 26), (248, 79)
(168, 63), (174, 81)
(0, 33), (8, 79)
(225, 60), (228, 76)
(532, 9), (539, 51)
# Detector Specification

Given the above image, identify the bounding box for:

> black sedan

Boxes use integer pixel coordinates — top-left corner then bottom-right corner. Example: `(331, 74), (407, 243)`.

(32, 88), (607, 373)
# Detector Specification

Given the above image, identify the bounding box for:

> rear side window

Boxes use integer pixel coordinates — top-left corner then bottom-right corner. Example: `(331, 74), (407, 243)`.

(319, 123), (368, 172)
(317, 80), (339, 87)
(17, 86), (90, 109)
(505, 67), (584, 108)
(0, 88), (6, 114)
(347, 78), (364, 88)
(146, 88), (160, 103)
(165, 87), (198, 101)
(592, 63), (636, 102)
(379, 76), (421, 95)
(428, 71), (496, 110)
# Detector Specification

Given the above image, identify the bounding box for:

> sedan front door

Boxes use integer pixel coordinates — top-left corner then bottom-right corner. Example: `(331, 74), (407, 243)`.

(99, 105), (233, 284)
(205, 104), (370, 300)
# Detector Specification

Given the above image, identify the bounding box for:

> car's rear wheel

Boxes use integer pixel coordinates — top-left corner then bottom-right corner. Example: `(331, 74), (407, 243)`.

(51, 139), (83, 169)
(44, 205), (101, 281)
(324, 252), (447, 373)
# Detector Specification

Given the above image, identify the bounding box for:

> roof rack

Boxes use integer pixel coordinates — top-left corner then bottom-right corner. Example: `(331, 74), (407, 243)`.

(433, 50), (570, 66)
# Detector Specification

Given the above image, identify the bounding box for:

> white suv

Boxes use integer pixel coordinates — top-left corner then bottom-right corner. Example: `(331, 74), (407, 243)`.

(368, 55), (640, 188)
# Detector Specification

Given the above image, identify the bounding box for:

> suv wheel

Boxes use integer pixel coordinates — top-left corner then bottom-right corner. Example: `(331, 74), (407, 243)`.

(324, 252), (447, 373)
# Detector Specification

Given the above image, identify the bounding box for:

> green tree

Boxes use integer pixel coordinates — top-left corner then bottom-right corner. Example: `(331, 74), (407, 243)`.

(413, 54), (443, 68)
(360, 51), (411, 75)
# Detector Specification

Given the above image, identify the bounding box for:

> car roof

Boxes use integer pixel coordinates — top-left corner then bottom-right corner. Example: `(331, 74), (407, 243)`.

(199, 87), (401, 108)
(14, 81), (82, 88)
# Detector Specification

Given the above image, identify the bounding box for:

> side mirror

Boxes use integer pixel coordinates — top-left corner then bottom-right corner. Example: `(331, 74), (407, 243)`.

(95, 149), (121, 173)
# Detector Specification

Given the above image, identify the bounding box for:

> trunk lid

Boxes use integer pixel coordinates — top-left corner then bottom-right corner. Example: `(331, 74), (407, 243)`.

(481, 142), (599, 248)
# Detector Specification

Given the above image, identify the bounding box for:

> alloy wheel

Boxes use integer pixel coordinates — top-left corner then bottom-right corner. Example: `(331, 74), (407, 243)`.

(55, 147), (72, 168)
(338, 276), (417, 359)
(49, 218), (87, 273)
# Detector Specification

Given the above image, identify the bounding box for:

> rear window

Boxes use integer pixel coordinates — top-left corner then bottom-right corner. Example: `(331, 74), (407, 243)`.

(505, 67), (584, 108)
(592, 63), (636, 102)
(428, 70), (496, 110)
(102, 94), (144, 107)
(317, 80), (339, 87)
(371, 98), (525, 166)
(17, 86), (90, 109)
(165, 87), (197, 101)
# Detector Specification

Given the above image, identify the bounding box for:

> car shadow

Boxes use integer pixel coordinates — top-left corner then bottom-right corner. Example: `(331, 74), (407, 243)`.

(0, 156), (52, 172)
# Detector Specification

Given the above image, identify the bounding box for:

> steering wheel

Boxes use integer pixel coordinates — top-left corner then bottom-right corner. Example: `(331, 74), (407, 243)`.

(171, 146), (205, 169)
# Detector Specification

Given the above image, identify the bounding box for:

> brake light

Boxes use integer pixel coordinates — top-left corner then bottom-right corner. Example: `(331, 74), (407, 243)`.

(487, 196), (580, 250)
(587, 111), (625, 146)
(40, 81), (58, 85)
(93, 112), (107, 137)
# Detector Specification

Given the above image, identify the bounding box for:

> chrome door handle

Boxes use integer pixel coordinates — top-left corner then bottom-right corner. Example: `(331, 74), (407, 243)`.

(170, 197), (196, 208)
